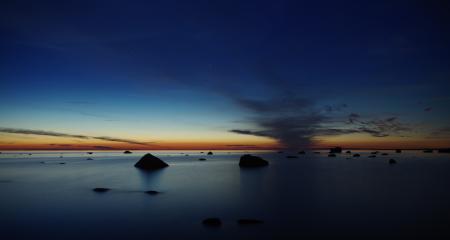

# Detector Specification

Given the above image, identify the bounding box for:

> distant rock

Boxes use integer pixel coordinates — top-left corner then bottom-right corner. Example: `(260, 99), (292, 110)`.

(185, 154), (189, 156)
(423, 149), (433, 153)
(381, 153), (388, 156)
(298, 150), (306, 154)
(238, 219), (264, 225)
(368, 155), (376, 158)
(286, 155), (298, 159)
(202, 218), (222, 227)
(346, 150), (351, 154)
(200, 152), (204, 153)
(145, 190), (160, 195)
(86, 158), (93, 160)
(277, 151), (283, 154)
(87, 152), (93, 155)
(396, 149), (402, 153)
(93, 187), (110, 193)
(198, 158), (206, 161)
(328, 153), (336, 157)
(239, 154), (269, 167)
(329, 147), (342, 153)
(28, 153), (32, 155)
(371, 151), (379, 155)
(40, 161), (45, 164)
(207, 151), (213, 155)
(124, 150), (132, 154)
(134, 153), (169, 170)
(314, 152), (320, 154)
(438, 148), (450, 153)
(353, 154), (360, 157)
(59, 162), (66, 164)
(389, 159), (397, 164)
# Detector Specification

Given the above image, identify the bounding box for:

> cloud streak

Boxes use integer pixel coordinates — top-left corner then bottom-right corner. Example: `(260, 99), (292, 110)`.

(0, 127), (148, 145)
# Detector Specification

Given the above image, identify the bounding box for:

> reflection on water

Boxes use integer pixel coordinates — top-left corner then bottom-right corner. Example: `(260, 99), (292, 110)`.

(0, 150), (450, 239)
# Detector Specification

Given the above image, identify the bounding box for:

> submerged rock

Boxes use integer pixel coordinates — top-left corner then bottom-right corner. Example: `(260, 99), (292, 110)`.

(202, 218), (222, 227)
(286, 155), (298, 159)
(238, 219), (264, 225)
(124, 150), (132, 154)
(298, 150), (306, 154)
(207, 151), (213, 155)
(134, 153), (169, 170)
(93, 187), (110, 192)
(198, 158), (206, 161)
(353, 154), (360, 157)
(329, 147), (342, 153)
(328, 153), (336, 157)
(145, 190), (160, 195)
(389, 159), (397, 164)
(239, 154), (269, 167)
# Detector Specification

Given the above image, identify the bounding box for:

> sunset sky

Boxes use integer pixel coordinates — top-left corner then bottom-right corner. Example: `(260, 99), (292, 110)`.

(1, 0), (449, 150)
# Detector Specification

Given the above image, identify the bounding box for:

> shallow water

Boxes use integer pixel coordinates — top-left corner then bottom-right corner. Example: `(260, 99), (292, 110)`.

(1, 150), (449, 239)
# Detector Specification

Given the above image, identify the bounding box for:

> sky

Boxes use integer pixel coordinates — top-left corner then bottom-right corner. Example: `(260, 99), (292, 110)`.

(1, 0), (449, 150)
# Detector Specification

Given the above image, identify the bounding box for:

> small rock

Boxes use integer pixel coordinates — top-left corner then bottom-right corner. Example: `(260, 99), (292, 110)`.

(93, 187), (110, 192)
(87, 152), (93, 155)
(207, 151), (213, 155)
(202, 218), (222, 227)
(329, 147), (342, 153)
(423, 149), (433, 153)
(198, 158), (206, 161)
(371, 151), (379, 155)
(124, 150), (132, 154)
(368, 155), (376, 158)
(396, 149), (402, 153)
(298, 151), (306, 154)
(346, 150), (351, 154)
(59, 162), (66, 164)
(314, 152), (321, 154)
(238, 219), (264, 225)
(389, 159), (397, 164)
(145, 190), (160, 195)
(328, 153), (336, 157)
(438, 148), (450, 153)
(353, 154), (360, 157)
(86, 158), (93, 160)
(286, 155), (298, 159)
(381, 153), (388, 156)
(277, 151), (283, 154)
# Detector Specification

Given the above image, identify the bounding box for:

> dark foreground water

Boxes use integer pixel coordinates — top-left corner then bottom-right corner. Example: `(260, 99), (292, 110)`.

(1, 150), (449, 239)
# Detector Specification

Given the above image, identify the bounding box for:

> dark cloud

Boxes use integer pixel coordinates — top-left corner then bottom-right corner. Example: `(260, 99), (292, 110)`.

(0, 127), (148, 145)
(49, 144), (73, 147)
(346, 116), (411, 137)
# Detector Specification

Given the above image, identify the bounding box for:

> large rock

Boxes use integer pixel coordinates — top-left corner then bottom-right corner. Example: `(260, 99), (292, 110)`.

(329, 147), (342, 153)
(134, 153), (169, 170)
(239, 154), (268, 167)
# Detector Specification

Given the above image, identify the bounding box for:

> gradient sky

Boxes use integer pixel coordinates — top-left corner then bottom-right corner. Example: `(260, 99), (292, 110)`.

(1, 0), (449, 150)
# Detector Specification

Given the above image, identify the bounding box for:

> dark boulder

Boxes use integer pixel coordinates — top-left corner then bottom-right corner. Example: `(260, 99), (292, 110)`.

(87, 152), (93, 155)
(353, 154), (360, 157)
(298, 151), (306, 154)
(198, 158), (206, 161)
(238, 219), (264, 225)
(202, 218), (222, 227)
(329, 147), (342, 153)
(346, 150), (351, 154)
(93, 187), (110, 193)
(328, 153), (336, 157)
(239, 154), (269, 167)
(134, 153), (169, 170)
(207, 151), (213, 155)
(389, 159), (397, 164)
(124, 150), (132, 154)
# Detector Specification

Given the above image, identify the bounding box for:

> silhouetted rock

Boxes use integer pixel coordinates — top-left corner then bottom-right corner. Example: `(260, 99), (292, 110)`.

(198, 158), (206, 161)
(368, 155), (376, 158)
(329, 147), (342, 153)
(238, 219), (264, 225)
(87, 152), (93, 154)
(93, 187), (110, 192)
(28, 153), (32, 155)
(298, 150), (306, 154)
(423, 149), (433, 153)
(328, 153), (336, 157)
(200, 152), (204, 153)
(438, 148), (450, 153)
(353, 154), (360, 157)
(59, 162), (66, 164)
(202, 218), (222, 227)
(371, 151), (379, 154)
(389, 159), (397, 164)
(134, 153), (169, 170)
(286, 155), (298, 159)
(86, 158), (93, 160)
(314, 152), (320, 154)
(346, 150), (351, 154)
(207, 151), (213, 155)
(396, 149), (402, 153)
(145, 190), (160, 195)
(124, 150), (132, 154)
(381, 153), (388, 156)
(239, 154), (269, 167)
